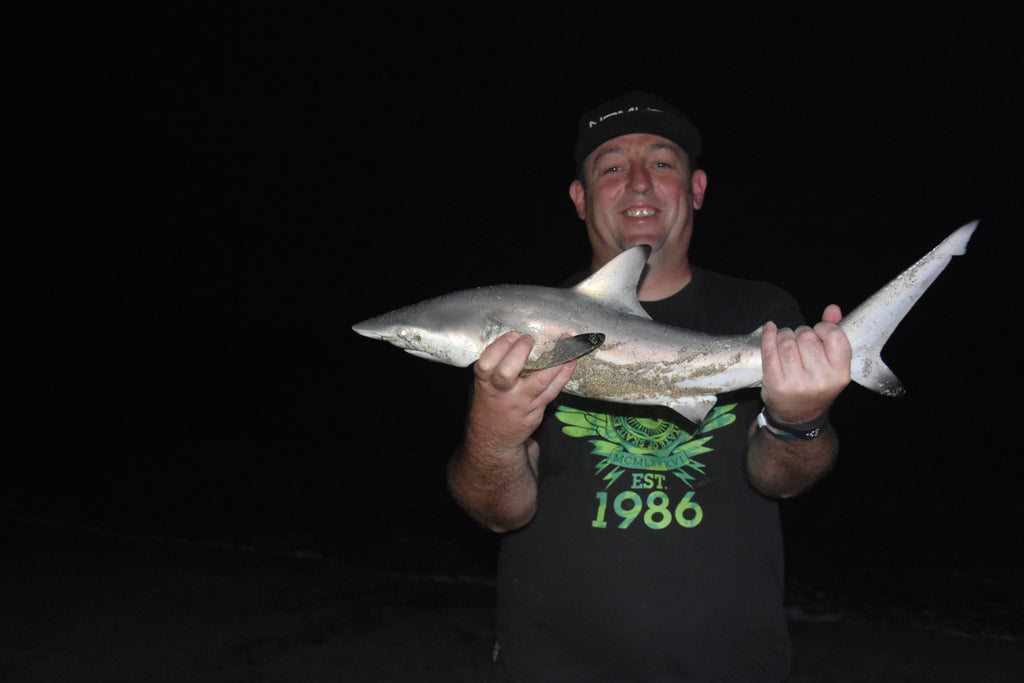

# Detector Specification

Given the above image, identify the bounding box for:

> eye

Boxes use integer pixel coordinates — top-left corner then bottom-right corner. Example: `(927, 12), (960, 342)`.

(397, 327), (410, 338)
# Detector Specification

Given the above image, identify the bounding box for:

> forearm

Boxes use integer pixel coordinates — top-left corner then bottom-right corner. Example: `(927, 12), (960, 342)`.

(446, 332), (576, 533)
(751, 308), (849, 497)
(447, 426), (540, 533)
(746, 420), (838, 498)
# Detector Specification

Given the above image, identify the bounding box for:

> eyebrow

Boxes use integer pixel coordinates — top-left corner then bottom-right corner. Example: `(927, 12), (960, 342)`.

(591, 141), (684, 166)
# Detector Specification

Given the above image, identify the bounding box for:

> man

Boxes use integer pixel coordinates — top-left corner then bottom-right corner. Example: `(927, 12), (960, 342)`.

(448, 92), (851, 681)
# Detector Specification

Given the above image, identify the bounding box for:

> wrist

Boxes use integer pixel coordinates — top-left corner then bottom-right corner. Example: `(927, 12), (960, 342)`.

(757, 406), (829, 440)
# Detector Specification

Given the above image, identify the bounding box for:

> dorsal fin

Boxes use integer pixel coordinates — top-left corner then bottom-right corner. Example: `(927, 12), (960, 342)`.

(572, 245), (652, 318)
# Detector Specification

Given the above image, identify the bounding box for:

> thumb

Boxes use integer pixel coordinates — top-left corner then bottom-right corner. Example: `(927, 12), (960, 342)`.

(821, 304), (843, 325)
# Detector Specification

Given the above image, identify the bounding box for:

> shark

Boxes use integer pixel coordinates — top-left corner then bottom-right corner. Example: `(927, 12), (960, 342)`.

(352, 221), (977, 424)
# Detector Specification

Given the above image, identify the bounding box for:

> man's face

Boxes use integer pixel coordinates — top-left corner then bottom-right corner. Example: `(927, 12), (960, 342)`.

(570, 133), (707, 270)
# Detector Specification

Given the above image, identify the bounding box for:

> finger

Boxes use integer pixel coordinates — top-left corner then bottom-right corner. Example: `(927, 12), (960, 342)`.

(794, 326), (829, 373)
(760, 321), (780, 379)
(490, 335), (538, 390)
(781, 307), (845, 375)
(774, 326), (806, 378)
(826, 305), (843, 324)
(475, 331), (520, 379)
(814, 322), (852, 377)
(821, 304), (843, 326)
(809, 306), (845, 372)
(532, 358), (578, 403)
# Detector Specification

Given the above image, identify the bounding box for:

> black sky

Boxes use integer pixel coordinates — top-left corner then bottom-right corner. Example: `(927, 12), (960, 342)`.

(11, 4), (1023, 561)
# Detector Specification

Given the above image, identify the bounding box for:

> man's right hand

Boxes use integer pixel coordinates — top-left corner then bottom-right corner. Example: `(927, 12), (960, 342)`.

(448, 332), (577, 532)
(466, 332), (577, 453)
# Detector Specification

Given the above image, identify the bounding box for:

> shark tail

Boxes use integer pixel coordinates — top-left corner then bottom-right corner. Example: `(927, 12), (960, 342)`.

(838, 221), (978, 397)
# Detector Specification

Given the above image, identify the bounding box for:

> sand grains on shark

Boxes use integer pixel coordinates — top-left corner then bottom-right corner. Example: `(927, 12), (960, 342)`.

(353, 221), (978, 424)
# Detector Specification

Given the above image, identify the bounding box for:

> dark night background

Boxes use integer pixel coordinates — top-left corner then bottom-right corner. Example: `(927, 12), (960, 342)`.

(8, 2), (1023, 639)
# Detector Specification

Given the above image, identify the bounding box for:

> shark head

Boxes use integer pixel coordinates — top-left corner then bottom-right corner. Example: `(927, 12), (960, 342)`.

(352, 291), (508, 367)
(352, 246), (654, 370)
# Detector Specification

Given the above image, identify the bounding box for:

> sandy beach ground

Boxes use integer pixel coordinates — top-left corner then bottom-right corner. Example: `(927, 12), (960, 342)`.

(3, 517), (1022, 683)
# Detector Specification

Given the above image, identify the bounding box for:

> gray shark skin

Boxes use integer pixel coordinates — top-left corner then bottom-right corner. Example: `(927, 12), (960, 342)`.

(353, 221), (977, 424)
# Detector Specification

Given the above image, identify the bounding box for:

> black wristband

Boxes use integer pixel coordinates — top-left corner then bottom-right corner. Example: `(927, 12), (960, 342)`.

(757, 407), (829, 440)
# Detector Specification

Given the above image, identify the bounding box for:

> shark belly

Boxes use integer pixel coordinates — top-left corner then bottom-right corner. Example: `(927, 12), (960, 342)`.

(561, 334), (763, 422)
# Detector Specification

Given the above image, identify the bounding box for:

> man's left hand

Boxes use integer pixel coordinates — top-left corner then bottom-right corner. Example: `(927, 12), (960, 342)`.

(760, 304), (852, 425)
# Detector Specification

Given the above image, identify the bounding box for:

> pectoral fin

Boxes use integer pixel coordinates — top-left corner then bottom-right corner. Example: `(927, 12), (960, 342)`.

(522, 333), (606, 373)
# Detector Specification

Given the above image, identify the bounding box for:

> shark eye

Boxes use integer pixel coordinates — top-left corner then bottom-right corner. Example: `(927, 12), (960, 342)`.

(397, 327), (410, 339)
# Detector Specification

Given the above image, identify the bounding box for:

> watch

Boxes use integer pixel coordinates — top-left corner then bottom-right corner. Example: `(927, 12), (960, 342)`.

(757, 406), (829, 440)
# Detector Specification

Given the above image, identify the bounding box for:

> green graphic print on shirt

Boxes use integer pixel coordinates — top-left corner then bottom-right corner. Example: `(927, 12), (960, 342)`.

(554, 403), (737, 531)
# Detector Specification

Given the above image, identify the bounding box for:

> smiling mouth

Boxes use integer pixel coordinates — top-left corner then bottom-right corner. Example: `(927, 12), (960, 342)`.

(624, 207), (656, 218)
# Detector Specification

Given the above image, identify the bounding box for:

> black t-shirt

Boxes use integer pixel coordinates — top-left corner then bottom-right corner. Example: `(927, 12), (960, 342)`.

(493, 267), (804, 682)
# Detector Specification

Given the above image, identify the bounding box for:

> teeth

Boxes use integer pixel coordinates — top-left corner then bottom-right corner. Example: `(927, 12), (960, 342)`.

(625, 208), (656, 217)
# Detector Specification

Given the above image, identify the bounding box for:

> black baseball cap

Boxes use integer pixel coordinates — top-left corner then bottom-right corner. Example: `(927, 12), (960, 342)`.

(574, 91), (703, 177)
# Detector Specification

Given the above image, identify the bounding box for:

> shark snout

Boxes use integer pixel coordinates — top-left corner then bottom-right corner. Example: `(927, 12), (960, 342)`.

(351, 319), (421, 349)
(352, 304), (403, 335)
(351, 321), (382, 339)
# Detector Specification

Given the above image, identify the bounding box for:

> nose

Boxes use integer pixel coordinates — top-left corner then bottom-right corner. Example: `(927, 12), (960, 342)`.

(627, 164), (651, 193)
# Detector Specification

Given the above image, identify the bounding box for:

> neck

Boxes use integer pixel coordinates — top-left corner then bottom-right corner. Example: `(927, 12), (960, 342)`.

(590, 251), (692, 301)
(637, 259), (692, 301)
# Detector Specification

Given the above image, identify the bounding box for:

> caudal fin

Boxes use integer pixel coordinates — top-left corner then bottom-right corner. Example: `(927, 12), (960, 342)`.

(839, 221), (978, 397)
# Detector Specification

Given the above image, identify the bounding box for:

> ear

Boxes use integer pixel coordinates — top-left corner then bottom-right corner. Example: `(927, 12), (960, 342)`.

(569, 179), (587, 220)
(690, 169), (708, 210)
